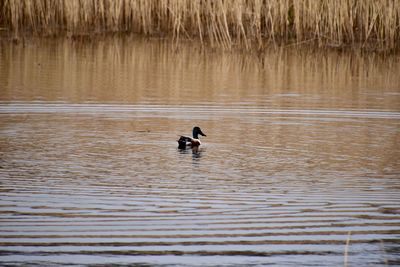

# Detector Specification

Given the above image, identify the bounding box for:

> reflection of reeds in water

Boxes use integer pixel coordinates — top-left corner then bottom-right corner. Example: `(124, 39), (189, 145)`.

(1, 37), (400, 108)
(1, 0), (399, 51)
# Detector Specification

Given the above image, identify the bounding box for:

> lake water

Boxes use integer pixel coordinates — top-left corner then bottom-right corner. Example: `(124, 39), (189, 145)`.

(0, 37), (400, 266)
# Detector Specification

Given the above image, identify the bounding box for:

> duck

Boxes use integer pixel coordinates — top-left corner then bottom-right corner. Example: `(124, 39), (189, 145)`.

(178, 126), (206, 149)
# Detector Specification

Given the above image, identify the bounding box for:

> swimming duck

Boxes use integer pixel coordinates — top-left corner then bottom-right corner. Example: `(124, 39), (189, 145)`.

(178, 126), (206, 149)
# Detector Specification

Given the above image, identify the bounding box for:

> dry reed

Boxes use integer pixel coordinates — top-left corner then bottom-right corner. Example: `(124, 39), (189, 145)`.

(344, 231), (352, 267)
(1, 0), (399, 51)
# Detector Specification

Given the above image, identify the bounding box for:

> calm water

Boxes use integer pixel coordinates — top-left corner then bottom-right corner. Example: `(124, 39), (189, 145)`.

(0, 38), (400, 266)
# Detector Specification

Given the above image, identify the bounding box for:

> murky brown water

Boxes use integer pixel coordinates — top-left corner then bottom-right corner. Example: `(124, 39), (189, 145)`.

(0, 38), (400, 266)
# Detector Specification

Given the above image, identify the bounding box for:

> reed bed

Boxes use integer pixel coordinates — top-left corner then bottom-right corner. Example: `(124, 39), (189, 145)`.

(1, 0), (399, 51)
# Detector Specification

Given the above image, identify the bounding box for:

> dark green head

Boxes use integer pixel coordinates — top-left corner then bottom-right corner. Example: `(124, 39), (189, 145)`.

(193, 126), (206, 139)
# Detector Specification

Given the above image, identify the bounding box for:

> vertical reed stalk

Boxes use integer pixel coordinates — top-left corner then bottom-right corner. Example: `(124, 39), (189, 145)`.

(344, 231), (352, 267)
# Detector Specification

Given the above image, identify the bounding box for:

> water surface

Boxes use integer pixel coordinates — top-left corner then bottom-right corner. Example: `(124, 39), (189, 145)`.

(0, 38), (400, 266)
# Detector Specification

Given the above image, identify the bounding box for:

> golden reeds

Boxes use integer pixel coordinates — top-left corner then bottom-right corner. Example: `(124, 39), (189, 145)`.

(1, 0), (399, 50)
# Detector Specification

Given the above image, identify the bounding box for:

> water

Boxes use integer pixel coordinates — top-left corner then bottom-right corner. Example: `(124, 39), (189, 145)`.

(0, 38), (400, 266)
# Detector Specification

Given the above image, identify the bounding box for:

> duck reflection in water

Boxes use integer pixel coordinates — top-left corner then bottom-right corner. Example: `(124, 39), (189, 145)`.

(178, 145), (204, 157)
(191, 146), (204, 160)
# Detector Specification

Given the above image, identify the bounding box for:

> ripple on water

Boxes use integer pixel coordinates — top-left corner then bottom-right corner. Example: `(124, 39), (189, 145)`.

(0, 103), (400, 266)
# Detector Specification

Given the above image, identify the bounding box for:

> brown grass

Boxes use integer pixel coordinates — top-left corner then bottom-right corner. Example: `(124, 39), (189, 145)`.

(1, 0), (399, 51)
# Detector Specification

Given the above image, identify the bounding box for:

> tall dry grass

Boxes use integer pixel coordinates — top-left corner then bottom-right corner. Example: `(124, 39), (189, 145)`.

(1, 0), (399, 50)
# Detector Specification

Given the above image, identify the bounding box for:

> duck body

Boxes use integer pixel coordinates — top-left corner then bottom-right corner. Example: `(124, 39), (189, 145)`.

(178, 127), (206, 149)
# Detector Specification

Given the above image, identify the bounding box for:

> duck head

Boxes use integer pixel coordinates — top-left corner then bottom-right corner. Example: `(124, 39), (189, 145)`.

(193, 126), (206, 139)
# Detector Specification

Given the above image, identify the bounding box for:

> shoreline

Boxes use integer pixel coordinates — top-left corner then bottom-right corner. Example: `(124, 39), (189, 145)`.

(1, 32), (399, 55)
